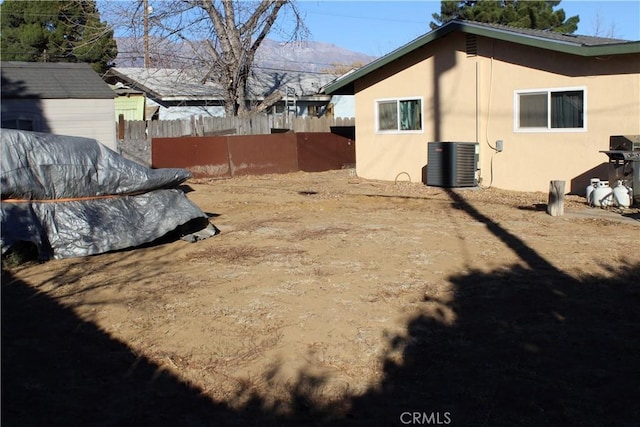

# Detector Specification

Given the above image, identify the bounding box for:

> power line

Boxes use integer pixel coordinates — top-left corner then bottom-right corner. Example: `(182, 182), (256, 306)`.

(302, 9), (428, 25)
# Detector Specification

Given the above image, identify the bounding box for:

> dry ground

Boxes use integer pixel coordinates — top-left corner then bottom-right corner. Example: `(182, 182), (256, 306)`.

(3, 170), (639, 426)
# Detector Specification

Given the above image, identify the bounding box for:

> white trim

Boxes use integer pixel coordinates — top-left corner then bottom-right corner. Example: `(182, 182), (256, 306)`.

(513, 86), (587, 133)
(375, 96), (424, 134)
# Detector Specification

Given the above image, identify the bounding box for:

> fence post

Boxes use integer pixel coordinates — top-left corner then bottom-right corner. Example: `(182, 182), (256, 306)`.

(118, 114), (125, 140)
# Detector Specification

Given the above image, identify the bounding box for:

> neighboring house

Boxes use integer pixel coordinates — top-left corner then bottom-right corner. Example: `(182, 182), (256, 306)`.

(321, 69), (358, 119)
(1, 61), (118, 151)
(324, 20), (640, 194)
(104, 67), (225, 120)
(111, 83), (148, 121)
(104, 67), (354, 121)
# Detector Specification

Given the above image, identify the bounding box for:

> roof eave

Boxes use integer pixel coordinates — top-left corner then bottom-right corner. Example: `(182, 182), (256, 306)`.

(460, 21), (640, 56)
(295, 95), (332, 102)
(324, 20), (640, 95)
(106, 68), (165, 100)
(158, 96), (223, 102)
(324, 23), (455, 95)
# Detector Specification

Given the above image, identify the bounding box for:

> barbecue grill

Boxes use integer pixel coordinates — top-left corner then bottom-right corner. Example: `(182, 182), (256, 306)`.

(600, 135), (640, 206)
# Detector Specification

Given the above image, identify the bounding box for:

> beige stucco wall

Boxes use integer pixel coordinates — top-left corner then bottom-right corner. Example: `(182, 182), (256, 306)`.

(354, 32), (640, 194)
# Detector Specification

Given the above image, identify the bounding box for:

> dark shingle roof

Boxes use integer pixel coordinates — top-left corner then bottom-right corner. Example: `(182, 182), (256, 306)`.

(1, 61), (115, 99)
(468, 21), (632, 46)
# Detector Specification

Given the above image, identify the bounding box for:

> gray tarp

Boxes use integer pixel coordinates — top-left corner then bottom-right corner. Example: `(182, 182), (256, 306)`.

(1, 129), (217, 260)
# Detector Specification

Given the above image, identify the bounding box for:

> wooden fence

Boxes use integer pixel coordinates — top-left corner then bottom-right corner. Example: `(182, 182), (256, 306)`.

(117, 115), (355, 141)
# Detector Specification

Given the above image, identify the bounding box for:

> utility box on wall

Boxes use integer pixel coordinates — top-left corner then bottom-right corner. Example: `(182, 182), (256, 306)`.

(426, 142), (479, 188)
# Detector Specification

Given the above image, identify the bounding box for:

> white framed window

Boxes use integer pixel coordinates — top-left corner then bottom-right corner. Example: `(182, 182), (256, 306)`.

(376, 97), (423, 133)
(271, 103), (285, 114)
(514, 87), (586, 132)
(307, 104), (323, 117)
(1, 113), (40, 132)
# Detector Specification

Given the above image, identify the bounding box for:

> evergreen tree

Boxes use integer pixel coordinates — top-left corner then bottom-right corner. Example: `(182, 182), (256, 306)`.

(430, 0), (579, 34)
(0, 0), (117, 73)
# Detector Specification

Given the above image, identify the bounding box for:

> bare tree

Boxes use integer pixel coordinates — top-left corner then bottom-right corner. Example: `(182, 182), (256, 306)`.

(590, 10), (617, 39)
(104, 0), (307, 116)
(321, 61), (367, 75)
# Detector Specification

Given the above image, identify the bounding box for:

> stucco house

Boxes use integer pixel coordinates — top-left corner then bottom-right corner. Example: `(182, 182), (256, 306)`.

(1, 61), (118, 151)
(324, 20), (640, 194)
(104, 67), (354, 121)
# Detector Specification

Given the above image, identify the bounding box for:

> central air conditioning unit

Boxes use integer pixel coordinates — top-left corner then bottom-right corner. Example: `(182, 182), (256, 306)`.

(426, 142), (479, 188)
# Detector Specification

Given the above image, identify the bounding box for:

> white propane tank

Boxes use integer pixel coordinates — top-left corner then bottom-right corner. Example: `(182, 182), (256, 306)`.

(613, 180), (631, 208)
(592, 181), (613, 208)
(586, 178), (600, 206)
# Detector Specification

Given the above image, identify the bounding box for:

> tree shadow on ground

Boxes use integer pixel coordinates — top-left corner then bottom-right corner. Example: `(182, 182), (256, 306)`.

(1, 265), (338, 426)
(2, 268), (242, 427)
(343, 261), (640, 426)
(339, 189), (640, 426)
(3, 187), (639, 426)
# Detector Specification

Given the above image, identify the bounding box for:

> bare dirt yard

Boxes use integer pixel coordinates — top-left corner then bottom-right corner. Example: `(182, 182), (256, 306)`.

(3, 170), (639, 426)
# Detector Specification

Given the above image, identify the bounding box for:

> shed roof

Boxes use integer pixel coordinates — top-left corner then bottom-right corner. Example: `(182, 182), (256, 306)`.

(1, 61), (116, 99)
(325, 20), (640, 95)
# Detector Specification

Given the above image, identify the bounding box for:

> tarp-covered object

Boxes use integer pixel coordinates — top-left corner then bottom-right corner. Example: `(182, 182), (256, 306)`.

(1, 129), (217, 260)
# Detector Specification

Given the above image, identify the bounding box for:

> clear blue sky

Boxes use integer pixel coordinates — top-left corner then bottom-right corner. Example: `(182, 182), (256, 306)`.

(293, 0), (640, 57)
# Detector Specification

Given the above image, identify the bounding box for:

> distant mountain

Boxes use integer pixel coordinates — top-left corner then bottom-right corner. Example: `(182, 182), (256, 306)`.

(254, 39), (376, 73)
(113, 37), (376, 73)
